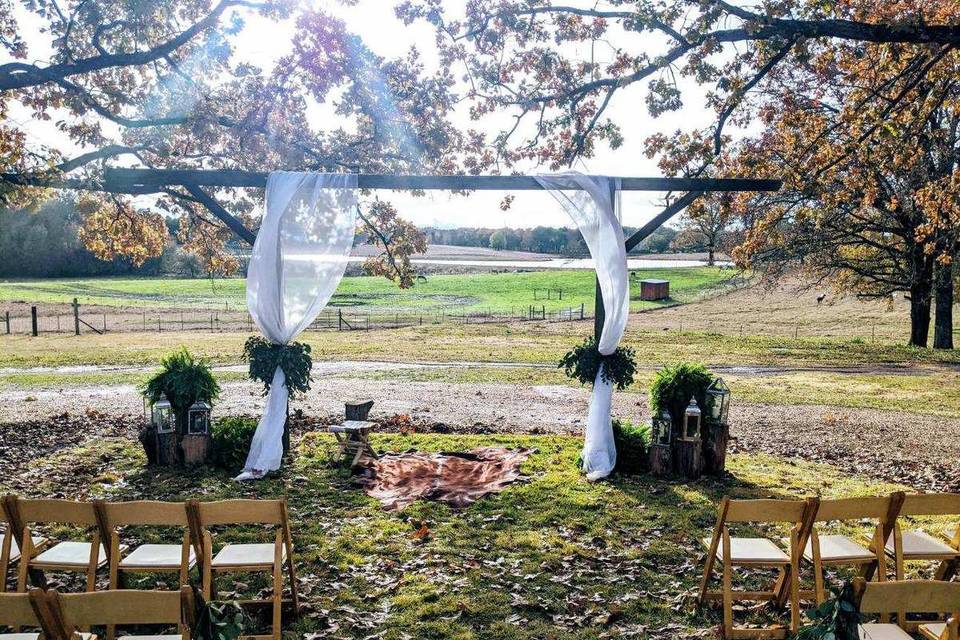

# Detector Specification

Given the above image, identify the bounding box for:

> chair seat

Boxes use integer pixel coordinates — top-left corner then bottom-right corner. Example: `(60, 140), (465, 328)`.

(211, 543), (285, 568)
(33, 541), (121, 568)
(919, 622), (947, 640)
(886, 530), (959, 559)
(702, 536), (790, 565)
(120, 544), (196, 569)
(329, 421), (375, 434)
(120, 635), (181, 640)
(796, 535), (876, 563)
(5, 536), (47, 563)
(859, 623), (913, 639)
(0, 634), (41, 640)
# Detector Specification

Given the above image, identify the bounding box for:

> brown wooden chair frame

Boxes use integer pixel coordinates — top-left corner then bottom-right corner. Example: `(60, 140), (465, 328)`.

(93, 500), (197, 590)
(1, 496), (50, 594)
(888, 494), (960, 583)
(854, 577), (960, 639)
(6, 497), (112, 593)
(698, 497), (818, 639)
(187, 499), (298, 640)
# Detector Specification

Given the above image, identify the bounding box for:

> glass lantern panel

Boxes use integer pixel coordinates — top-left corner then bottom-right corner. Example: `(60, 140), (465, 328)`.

(155, 408), (175, 433)
(685, 415), (700, 439)
(188, 411), (209, 435)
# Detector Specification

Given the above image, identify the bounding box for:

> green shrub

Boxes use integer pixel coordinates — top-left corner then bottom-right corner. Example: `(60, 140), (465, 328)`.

(649, 362), (715, 432)
(211, 417), (257, 473)
(243, 337), (313, 398)
(612, 418), (650, 475)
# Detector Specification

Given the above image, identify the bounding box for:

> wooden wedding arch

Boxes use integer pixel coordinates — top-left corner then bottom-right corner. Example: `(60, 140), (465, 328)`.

(95, 167), (782, 338)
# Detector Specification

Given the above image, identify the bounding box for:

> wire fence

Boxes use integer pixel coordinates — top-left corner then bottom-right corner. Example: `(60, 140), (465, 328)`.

(0, 302), (590, 336)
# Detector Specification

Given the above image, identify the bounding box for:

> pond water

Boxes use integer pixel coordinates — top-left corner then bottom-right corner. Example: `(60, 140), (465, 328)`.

(391, 257), (731, 270)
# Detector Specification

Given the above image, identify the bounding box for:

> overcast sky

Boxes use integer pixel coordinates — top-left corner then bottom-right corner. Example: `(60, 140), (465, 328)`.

(8, 0), (730, 229)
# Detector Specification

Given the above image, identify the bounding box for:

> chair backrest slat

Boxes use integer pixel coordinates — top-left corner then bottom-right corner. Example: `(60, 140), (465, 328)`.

(52, 589), (183, 626)
(0, 592), (43, 627)
(192, 499), (285, 526)
(725, 499), (807, 523)
(16, 499), (98, 526)
(815, 496), (891, 522)
(98, 501), (189, 527)
(899, 493), (960, 517)
(857, 579), (960, 613)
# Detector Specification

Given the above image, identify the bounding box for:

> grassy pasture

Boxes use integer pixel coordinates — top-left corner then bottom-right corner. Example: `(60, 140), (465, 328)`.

(0, 267), (731, 314)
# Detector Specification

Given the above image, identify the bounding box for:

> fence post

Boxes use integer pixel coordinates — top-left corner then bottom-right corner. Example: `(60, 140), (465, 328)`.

(580, 303), (584, 320)
(73, 298), (80, 336)
(338, 309), (343, 331)
(31, 306), (38, 336)
(4, 310), (9, 334)
(103, 313), (107, 333)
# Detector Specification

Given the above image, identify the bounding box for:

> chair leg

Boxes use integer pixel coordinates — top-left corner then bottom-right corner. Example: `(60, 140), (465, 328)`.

(722, 529), (733, 639)
(286, 554), (299, 617)
(0, 529), (11, 594)
(789, 529), (800, 634)
(272, 533), (283, 640)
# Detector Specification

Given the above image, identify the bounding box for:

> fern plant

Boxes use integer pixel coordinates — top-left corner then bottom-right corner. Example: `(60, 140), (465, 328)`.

(558, 336), (637, 390)
(142, 347), (220, 415)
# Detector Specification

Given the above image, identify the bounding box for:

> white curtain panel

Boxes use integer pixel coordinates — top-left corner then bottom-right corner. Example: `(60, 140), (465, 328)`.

(237, 172), (358, 480)
(535, 172), (629, 480)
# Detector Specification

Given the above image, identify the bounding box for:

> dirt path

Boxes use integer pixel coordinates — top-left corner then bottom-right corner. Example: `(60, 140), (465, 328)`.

(3, 373), (959, 492)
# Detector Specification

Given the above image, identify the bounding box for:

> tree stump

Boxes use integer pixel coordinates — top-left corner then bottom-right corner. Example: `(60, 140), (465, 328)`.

(703, 423), (730, 475)
(157, 431), (179, 466)
(674, 439), (703, 480)
(345, 399), (374, 421)
(181, 434), (211, 465)
(648, 444), (672, 476)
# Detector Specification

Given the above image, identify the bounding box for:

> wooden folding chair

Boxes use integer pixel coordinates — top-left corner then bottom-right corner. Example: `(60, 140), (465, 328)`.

(1, 498), (48, 593)
(698, 497), (817, 639)
(188, 499), (298, 640)
(886, 494), (960, 582)
(854, 578), (960, 639)
(94, 501), (197, 590)
(8, 497), (123, 592)
(0, 590), (51, 640)
(37, 587), (195, 640)
(795, 496), (895, 603)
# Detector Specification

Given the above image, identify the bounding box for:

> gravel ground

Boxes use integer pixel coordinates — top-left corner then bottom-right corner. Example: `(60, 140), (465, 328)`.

(3, 375), (959, 491)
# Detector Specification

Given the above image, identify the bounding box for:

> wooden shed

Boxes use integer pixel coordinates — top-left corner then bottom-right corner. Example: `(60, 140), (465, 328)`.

(639, 279), (669, 301)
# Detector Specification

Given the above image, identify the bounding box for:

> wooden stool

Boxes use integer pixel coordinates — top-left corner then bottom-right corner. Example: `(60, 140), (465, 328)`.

(330, 421), (378, 467)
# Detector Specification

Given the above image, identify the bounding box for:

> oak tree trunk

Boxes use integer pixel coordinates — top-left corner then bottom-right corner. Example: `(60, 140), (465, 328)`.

(934, 266), (955, 350)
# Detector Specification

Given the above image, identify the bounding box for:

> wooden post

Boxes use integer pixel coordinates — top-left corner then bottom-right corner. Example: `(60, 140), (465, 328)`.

(338, 309), (343, 331)
(73, 298), (80, 336)
(649, 444), (672, 476)
(4, 310), (10, 334)
(30, 306), (38, 336)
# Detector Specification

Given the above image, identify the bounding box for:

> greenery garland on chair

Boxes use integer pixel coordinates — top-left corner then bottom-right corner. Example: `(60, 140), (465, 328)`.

(243, 336), (313, 397)
(558, 336), (637, 390)
(792, 582), (862, 639)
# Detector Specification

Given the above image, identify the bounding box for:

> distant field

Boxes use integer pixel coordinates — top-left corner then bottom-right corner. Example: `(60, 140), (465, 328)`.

(0, 267), (733, 314)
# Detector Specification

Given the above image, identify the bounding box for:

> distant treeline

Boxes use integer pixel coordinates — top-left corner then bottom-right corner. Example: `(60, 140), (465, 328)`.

(423, 225), (677, 255)
(0, 198), (202, 279)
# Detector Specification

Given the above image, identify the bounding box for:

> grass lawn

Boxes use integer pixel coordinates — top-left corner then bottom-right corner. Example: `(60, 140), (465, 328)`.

(2, 321), (958, 370)
(4, 430), (949, 639)
(0, 267), (731, 314)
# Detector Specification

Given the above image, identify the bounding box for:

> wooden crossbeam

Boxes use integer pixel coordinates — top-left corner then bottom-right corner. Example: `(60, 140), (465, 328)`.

(103, 168), (782, 193)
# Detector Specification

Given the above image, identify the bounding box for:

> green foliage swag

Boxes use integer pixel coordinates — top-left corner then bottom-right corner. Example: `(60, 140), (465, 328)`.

(649, 362), (715, 427)
(792, 583), (862, 640)
(142, 347), (220, 413)
(211, 417), (257, 473)
(612, 418), (650, 475)
(193, 599), (250, 640)
(243, 336), (313, 398)
(558, 336), (637, 391)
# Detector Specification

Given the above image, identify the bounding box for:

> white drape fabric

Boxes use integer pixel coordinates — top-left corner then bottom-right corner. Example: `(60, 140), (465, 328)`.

(237, 172), (358, 480)
(535, 172), (629, 480)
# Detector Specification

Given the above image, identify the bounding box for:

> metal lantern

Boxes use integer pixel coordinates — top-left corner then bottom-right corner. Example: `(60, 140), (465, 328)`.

(683, 397), (702, 441)
(706, 377), (731, 425)
(187, 400), (212, 435)
(652, 409), (673, 446)
(151, 398), (175, 434)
